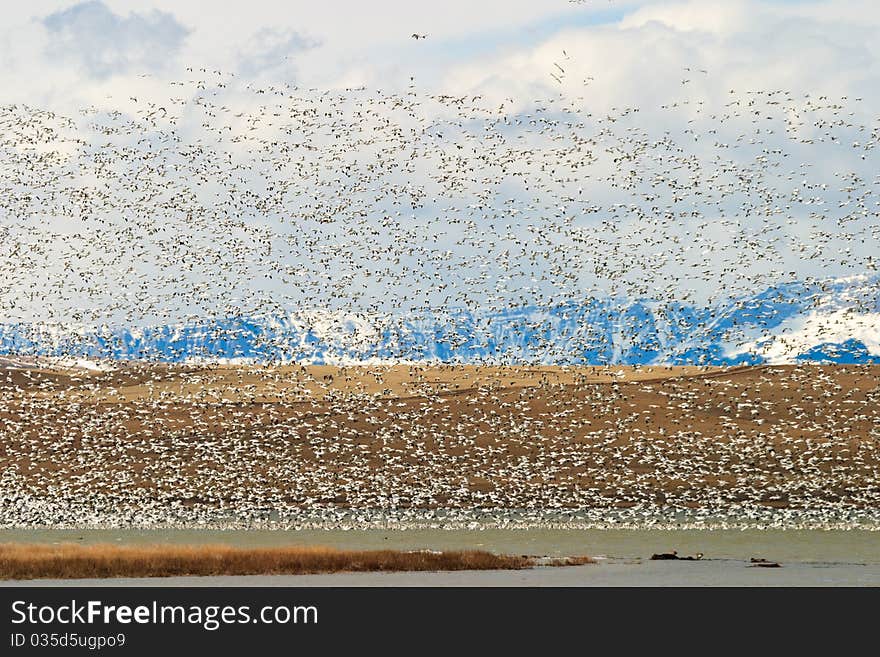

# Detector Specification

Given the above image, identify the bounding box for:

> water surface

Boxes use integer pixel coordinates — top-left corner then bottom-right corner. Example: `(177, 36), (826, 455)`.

(2, 527), (877, 564)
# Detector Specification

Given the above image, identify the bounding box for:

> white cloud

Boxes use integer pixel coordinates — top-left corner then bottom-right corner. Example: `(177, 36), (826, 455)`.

(42, 0), (190, 78)
(442, 0), (880, 113)
(236, 27), (320, 79)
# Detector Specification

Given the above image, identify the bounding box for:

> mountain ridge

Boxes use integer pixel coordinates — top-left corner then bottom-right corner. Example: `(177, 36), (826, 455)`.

(1, 274), (878, 366)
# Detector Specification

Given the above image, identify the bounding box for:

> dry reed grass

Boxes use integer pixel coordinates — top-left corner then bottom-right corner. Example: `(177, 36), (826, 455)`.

(0, 543), (592, 580)
(541, 556), (596, 566)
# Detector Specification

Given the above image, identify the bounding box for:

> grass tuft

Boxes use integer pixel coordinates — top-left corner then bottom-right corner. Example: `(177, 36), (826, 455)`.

(0, 543), (587, 580)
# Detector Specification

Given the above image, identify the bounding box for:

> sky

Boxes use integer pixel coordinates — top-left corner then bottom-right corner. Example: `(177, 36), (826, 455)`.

(2, 0), (879, 108)
(1, 1), (879, 328)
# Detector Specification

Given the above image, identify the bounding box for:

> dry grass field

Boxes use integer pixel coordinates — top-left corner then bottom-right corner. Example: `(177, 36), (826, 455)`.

(0, 542), (594, 580)
(0, 360), (717, 403)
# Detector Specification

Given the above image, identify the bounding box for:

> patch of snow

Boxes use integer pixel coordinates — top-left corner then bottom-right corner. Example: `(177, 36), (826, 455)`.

(729, 310), (880, 364)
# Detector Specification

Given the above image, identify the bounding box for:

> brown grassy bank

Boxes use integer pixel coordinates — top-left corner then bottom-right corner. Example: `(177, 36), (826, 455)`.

(0, 543), (593, 580)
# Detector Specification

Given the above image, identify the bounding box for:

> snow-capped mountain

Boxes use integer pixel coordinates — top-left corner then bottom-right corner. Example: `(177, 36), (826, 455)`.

(1, 275), (878, 366)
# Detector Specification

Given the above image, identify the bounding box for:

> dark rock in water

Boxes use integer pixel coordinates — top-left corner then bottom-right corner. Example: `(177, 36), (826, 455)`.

(749, 557), (782, 568)
(650, 551), (679, 560)
(651, 551), (704, 561)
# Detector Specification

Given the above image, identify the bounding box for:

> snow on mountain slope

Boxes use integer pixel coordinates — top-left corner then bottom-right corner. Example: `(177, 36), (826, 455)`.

(728, 310), (880, 365)
(0, 275), (877, 366)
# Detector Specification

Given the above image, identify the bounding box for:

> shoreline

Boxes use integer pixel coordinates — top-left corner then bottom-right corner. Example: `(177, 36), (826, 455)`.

(0, 542), (594, 581)
(3, 526), (878, 564)
(5, 560), (880, 587)
(2, 507), (879, 532)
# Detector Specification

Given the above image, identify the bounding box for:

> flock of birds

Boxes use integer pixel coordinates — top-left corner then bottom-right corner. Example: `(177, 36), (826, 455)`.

(0, 361), (877, 530)
(0, 52), (878, 529)
(1, 66), (878, 329)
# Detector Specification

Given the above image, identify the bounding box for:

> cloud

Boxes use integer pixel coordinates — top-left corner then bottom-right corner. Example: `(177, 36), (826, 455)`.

(236, 28), (321, 78)
(443, 0), (880, 111)
(42, 0), (190, 78)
